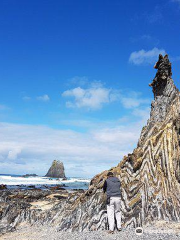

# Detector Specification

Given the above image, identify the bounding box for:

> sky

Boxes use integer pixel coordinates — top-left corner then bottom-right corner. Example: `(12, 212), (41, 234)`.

(0, 0), (180, 178)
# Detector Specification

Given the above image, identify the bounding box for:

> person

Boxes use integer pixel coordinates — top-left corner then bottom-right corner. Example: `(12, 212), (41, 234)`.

(103, 171), (122, 234)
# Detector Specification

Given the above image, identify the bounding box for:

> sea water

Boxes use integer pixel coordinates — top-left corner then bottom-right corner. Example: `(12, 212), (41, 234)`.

(0, 174), (90, 190)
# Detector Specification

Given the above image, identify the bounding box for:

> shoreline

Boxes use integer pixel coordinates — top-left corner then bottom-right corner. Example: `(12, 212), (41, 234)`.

(1, 188), (180, 239)
(0, 175), (90, 191)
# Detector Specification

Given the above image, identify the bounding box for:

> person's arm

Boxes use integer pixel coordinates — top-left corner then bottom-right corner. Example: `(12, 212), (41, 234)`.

(103, 180), (107, 193)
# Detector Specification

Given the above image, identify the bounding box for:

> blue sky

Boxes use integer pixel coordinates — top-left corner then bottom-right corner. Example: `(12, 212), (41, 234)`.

(0, 0), (180, 177)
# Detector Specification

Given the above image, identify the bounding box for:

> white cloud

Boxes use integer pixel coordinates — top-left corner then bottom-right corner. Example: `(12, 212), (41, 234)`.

(132, 107), (151, 123)
(92, 127), (138, 144)
(7, 148), (22, 160)
(120, 91), (150, 109)
(62, 80), (151, 111)
(62, 86), (119, 110)
(0, 115), (148, 177)
(36, 94), (50, 102)
(129, 47), (166, 65)
(58, 117), (128, 129)
(0, 154), (4, 161)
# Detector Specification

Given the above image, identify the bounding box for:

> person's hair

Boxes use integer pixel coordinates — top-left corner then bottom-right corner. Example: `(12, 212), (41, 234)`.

(107, 172), (114, 177)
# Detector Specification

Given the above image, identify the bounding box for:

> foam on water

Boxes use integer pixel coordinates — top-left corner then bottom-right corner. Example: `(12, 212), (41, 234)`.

(0, 174), (90, 189)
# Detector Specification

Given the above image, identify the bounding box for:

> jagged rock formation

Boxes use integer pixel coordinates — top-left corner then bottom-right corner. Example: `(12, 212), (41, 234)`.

(56, 54), (180, 231)
(45, 160), (66, 179)
(0, 189), (84, 234)
(148, 54), (178, 123)
(0, 54), (180, 235)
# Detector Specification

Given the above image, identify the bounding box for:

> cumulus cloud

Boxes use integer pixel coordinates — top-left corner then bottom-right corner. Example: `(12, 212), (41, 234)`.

(62, 86), (119, 110)
(36, 94), (50, 102)
(129, 47), (166, 65)
(62, 79), (151, 111)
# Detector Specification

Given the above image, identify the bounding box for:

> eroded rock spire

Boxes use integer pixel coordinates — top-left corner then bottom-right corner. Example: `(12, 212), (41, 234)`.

(149, 54), (172, 96)
(149, 54), (178, 123)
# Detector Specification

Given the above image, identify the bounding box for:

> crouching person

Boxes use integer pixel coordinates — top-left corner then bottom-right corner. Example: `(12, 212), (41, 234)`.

(103, 172), (122, 234)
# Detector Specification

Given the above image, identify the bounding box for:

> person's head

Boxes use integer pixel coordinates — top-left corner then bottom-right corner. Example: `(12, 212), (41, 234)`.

(107, 172), (114, 178)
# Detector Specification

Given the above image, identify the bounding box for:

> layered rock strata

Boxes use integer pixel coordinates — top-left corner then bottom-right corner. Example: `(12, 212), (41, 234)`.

(56, 54), (180, 231)
(0, 188), (84, 234)
(0, 55), (180, 234)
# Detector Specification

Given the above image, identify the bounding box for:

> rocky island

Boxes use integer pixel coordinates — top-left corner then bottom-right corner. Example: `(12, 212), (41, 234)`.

(45, 160), (66, 179)
(22, 174), (38, 178)
(0, 54), (180, 239)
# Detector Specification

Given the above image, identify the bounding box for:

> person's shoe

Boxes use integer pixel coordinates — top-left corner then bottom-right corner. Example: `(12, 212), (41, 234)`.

(107, 230), (114, 234)
(117, 228), (122, 231)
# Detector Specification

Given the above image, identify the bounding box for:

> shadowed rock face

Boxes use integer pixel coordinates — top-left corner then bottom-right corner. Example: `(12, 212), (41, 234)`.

(150, 54), (172, 94)
(45, 160), (66, 178)
(57, 54), (180, 231)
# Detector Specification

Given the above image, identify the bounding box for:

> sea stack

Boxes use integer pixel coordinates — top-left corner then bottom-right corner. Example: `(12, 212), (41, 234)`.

(45, 160), (66, 179)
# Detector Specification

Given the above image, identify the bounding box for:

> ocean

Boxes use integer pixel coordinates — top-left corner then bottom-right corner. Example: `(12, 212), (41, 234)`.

(0, 174), (90, 190)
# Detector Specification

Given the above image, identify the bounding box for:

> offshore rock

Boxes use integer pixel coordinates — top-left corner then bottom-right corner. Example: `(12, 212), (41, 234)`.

(22, 174), (38, 178)
(45, 160), (66, 179)
(56, 54), (180, 231)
